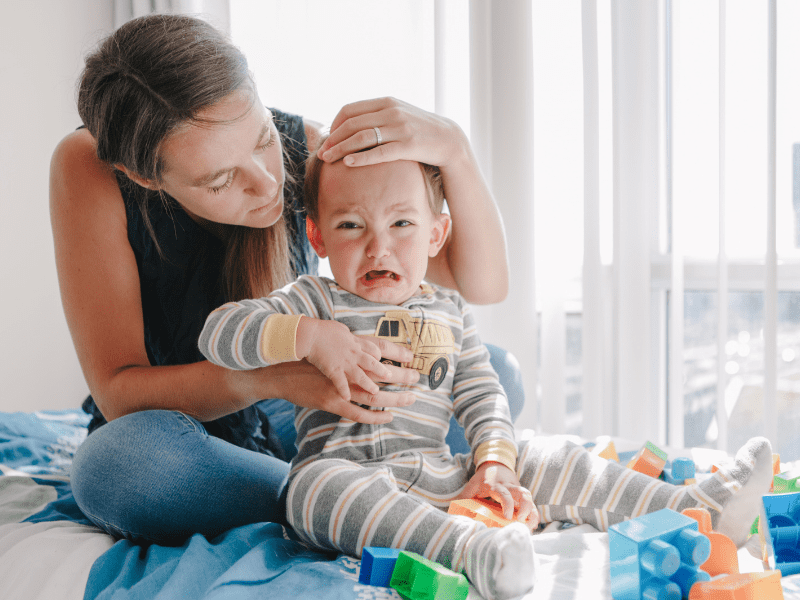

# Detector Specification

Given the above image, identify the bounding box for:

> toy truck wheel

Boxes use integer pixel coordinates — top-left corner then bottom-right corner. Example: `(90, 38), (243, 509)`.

(429, 358), (448, 390)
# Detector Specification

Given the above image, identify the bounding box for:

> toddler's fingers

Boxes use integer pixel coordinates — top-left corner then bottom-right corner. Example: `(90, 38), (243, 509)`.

(359, 354), (392, 381)
(488, 486), (515, 521)
(330, 373), (351, 403)
(526, 505), (541, 530)
(512, 487), (536, 527)
(353, 370), (380, 396)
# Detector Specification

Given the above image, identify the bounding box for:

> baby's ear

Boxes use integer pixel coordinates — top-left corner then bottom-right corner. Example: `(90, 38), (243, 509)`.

(306, 217), (328, 258)
(428, 213), (451, 258)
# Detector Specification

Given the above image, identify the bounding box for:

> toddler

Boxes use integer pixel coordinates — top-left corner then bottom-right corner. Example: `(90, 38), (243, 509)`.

(199, 145), (773, 600)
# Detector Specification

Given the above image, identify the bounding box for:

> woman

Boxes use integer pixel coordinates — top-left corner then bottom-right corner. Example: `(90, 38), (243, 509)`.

(52, 14), (510, 544)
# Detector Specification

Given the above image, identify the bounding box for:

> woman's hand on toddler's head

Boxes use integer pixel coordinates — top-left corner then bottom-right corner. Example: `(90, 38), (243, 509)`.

(458, 462), (540, 531)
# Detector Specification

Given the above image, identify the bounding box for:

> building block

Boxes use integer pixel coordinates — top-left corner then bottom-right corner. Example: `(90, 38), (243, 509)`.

(609, 508), (711, 600)
(626, 441), (668, 478)
(359, 547), (402, 587)
(592, 436), (620, 462)
(687, 570), (784, 600)
(759, 491), (800, 577)
(773, 466), (800, 494)
(663, 458), (696, 485)
(681, 507), (739, 577)
(672, 458), (695, 480)
(389, 551), (469, 600)
(770, 454), (782, 492)
(448, 497), (515, 528)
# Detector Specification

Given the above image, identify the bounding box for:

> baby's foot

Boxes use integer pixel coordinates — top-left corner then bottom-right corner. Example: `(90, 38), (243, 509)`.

(692, 437), (773, 547)
(462, 522), (536, 600)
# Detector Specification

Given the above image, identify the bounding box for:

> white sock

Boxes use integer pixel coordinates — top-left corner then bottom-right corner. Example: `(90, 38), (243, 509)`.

(712, 437), (773, 547)
(689, 436), (773, 547)
(461, 523), (536, 600)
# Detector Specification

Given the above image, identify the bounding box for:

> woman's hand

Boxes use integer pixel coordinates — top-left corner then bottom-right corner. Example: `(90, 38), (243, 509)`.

(316, 97), (468, 169)
(458, 462), (539, 530)
(242, 355), (418, 425)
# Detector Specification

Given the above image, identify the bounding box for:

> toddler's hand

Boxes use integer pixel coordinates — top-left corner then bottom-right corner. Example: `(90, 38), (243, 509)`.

(458, 462), (540, 531)
(298, 319), (391, 402)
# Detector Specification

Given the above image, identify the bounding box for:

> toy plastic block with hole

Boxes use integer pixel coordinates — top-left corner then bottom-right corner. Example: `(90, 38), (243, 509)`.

(759, 491), (800, 577)
(687, 570), (784, 600)
(609, 508), (711, 600)
(388, 551), (469, 600)
(769, 454), (781, 492)
(359, 547), (402, 587)
(591, 436), (620, 462)
(626, 441), (668, 478)
(663, 458), (696, 485)
(773, 466), (800, 494)
(448, 497), (515, 528)
(681, 507), (739, 577)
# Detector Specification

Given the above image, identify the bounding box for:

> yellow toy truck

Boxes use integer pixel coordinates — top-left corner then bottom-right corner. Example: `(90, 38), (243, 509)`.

(374, 311), (455, 390)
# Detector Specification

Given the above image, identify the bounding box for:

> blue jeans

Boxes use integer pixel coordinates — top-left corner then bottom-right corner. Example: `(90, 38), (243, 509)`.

(71, 344), (524, 545)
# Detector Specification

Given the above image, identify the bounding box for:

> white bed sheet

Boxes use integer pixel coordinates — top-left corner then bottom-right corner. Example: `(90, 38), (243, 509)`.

(3, 433), (800, 600)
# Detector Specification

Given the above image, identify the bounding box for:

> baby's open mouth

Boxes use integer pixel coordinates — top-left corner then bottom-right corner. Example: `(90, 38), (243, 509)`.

(364, 270), (398, 281)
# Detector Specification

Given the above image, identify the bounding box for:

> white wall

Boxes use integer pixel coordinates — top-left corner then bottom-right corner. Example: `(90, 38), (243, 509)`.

(0, 2), (113, 412)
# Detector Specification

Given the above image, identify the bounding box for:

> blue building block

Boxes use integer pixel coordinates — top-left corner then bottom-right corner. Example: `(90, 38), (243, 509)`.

(662, 458), (696, 485)
(760, 491), (800, 577)
(359, 547), (402, 587)
(389, 551), (469, 600)
(609, 508), (711, 600)
(672, 458), (695, 480)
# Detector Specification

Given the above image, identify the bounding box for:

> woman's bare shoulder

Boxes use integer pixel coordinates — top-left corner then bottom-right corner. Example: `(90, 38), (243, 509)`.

(50, 128), (123, 208)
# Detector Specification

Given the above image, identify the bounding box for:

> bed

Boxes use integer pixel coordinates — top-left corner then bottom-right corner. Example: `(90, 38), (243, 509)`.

(2, 409), (799, 600)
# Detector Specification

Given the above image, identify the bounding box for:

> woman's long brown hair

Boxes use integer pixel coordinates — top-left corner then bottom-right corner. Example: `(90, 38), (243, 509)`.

(78, 14), (292, 300)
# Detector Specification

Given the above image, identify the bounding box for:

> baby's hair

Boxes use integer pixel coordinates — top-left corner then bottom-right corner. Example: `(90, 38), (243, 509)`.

(303, 135), (445, 223)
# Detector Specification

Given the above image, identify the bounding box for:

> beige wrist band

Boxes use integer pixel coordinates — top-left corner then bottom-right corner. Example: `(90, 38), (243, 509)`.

(474, 439), (518, 472)
(260, 314), (303, 363)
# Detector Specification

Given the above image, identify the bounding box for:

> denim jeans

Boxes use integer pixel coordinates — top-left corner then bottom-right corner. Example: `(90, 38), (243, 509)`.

(70, 344), (525, 545)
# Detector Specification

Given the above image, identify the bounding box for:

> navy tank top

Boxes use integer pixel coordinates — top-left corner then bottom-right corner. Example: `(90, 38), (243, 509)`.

(82, 108), (317, 458)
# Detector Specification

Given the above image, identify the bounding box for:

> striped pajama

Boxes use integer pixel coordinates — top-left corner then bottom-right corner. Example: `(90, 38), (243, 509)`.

(198, 275), (738, 570)
(285, 436), (735, 568)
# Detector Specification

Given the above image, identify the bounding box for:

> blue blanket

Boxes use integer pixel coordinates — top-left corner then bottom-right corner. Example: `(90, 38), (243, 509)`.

(0, 409), (397, 600)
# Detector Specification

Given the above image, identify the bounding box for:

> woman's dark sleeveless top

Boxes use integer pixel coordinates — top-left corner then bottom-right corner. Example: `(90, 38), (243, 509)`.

(82, 109), (317, 458)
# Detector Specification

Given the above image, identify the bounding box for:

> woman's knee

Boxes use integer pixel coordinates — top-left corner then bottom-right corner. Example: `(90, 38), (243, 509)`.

(71, 410), (204, 543)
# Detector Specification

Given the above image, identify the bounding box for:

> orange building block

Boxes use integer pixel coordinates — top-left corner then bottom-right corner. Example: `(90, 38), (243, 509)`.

(681, 507), (739, 577)
(591, 437), (619, 462)
(448, 498), (515, 528)
(626, 441), (668, 478)
(770, 453), (781, 492)
(688, 570), (784, 600)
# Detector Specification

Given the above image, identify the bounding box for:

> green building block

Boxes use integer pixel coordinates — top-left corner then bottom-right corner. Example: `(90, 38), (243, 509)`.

(774, 467), (800, 494)
(389, 551), (469, 600)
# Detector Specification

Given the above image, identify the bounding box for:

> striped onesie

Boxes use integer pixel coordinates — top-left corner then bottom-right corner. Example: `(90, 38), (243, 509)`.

(198, 274), (770, 578)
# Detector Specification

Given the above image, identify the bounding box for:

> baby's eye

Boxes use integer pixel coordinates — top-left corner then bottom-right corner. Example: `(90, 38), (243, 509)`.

(394, 219), (413, 227)
(337, 221), (360, 229)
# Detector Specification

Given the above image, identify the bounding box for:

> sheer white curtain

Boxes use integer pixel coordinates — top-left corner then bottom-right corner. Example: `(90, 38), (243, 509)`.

(113, 0), (229, 31)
